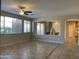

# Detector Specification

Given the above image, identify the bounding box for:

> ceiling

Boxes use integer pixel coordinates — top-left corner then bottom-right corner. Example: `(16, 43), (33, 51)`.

(1, 0), (79, 18)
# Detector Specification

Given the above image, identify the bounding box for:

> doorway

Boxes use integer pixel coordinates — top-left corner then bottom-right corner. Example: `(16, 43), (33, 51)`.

(65, 20), (79, 46)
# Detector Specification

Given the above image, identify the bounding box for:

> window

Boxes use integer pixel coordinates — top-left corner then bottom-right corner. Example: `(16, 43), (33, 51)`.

(5, 16), (12, 34)
(37, 23), (44, 35)
(0, 16), (5, 34)
(24, 20), (31, 32)
(12, 18), (22, 33)
(0, 16), (22, 34)
(0, 16), (31, 34)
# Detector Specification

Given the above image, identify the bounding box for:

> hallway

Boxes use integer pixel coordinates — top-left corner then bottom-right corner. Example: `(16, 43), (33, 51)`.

(0, 41), (79, 59)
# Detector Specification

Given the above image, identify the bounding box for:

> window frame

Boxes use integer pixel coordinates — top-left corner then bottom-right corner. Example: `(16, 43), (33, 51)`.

(0, 16), (23, 34)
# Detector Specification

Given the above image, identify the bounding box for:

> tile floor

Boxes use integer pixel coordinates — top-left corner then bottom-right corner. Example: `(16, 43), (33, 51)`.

(0, 41), (79, 59)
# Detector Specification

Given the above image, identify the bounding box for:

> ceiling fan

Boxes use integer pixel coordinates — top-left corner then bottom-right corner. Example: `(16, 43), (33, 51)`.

(18, 6), (32, 15)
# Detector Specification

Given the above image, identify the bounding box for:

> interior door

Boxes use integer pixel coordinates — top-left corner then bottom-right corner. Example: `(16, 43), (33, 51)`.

(77, 21), (79, 45)
(66, 21), (77, 46)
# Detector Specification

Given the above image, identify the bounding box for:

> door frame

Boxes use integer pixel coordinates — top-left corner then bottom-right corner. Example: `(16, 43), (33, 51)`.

(65, 19), (79, 45)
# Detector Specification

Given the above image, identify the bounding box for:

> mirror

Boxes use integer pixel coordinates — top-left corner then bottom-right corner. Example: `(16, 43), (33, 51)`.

(35, 21), (61, 36)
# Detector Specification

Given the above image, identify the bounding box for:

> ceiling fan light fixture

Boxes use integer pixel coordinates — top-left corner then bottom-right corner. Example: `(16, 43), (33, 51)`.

(19, 9), (24, 15)
(18, 6), (32, 15)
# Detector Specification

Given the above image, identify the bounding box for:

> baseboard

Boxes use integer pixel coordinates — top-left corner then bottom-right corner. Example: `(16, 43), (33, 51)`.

(0, 40), (29, 47)
(36, 39), (64, 44)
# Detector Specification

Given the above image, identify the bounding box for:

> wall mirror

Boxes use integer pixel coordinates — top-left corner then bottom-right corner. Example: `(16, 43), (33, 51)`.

(34, 21), (61, 36)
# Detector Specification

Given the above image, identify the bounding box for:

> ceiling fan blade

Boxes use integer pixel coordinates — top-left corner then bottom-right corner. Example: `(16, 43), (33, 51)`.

(24, 11), (32, 14)
(25, 13), (29, 15)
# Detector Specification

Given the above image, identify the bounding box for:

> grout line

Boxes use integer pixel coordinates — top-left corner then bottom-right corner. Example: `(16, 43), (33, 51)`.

(45, 45), (60, 59)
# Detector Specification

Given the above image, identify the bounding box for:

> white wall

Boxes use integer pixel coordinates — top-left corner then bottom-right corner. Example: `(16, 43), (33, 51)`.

(33, 18), (65, 43)
(33, 14), (79, 44)
(0, 33), (33, 47)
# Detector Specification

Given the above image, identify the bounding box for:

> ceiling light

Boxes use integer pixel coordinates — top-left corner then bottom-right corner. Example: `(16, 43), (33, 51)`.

(19, 9), (24, 15)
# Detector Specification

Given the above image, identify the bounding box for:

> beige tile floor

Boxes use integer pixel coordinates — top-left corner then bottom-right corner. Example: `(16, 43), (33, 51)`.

(0, 41), (79, 59)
